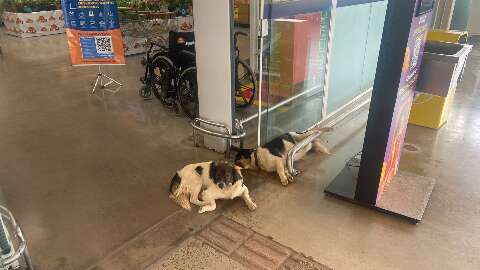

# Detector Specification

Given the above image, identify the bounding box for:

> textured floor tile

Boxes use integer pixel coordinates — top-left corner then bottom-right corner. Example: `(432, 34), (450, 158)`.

(232, 234), (292, 270)
(147, 238), (248, 270)
(279, 253), (332, 270)
(197, 216), (254, 255)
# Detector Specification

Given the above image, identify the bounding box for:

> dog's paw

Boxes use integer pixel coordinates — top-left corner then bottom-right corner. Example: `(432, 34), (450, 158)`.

(281, 179), (289, 186)
(287, 173), (295, 182)
(247, 202), (257, 211)
(198, 206), (215, 214)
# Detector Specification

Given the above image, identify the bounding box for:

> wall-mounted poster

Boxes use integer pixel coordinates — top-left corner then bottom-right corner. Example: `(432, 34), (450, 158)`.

(61, 0), (125, 65)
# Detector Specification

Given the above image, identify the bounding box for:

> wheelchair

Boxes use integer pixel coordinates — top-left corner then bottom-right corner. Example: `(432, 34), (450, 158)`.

(140, 31), (198, 119)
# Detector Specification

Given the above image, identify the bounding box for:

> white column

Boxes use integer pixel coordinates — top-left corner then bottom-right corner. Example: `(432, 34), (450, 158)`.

(193, 0), (234, 152)
(467, 0), (480, 35)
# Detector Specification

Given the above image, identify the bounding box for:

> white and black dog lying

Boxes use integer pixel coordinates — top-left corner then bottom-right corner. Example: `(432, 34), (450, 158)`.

(169, 161), (257, 213)
(234, 127), (332, 186)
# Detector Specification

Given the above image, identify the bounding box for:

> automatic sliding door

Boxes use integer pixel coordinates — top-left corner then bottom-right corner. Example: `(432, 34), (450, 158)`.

(259, 0), (334, 144)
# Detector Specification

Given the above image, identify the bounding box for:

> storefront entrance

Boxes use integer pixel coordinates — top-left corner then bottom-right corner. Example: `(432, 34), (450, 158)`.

(234, 0), (388, 147)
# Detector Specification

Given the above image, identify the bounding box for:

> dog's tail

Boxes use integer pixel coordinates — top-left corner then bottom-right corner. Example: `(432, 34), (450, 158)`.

(169, 173), (191, 211)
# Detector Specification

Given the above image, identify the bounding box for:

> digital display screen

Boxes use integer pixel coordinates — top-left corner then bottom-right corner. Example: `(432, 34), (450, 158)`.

(417, 0), (435, 16)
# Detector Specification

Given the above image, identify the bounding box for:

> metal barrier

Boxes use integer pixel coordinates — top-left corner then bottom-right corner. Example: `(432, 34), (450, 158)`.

(240, 85), (323, 125)
(286, 90), (372, 176)
(0, 206), (34, 270)
(191, 118), (246, 158)
(192, 88), (369, 170)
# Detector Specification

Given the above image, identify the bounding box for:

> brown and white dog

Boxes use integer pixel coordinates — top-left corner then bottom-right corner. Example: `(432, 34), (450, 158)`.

(234, 127), (332, 186)
(169, 161), (257, 213)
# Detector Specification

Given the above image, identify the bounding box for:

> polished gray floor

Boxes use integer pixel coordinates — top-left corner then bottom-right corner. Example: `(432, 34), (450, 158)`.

(1, 31), (480, 270)
(0, 32), (221, 270)
(223, 43), (480, 270)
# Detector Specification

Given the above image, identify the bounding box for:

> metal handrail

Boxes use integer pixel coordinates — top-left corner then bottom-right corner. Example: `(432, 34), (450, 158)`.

(0, 205), (34, 269)
(191, 118), (246, 158)
(240, 85), (323, 125)
(192, 118), (231, 136)
(286, 94), (371, 176)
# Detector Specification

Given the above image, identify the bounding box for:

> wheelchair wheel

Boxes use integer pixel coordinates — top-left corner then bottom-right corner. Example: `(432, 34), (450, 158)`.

(150, 57), (175, 106)
(235, 59), (256, 108)
(177, 67), (198, 119)
(139, 86), (152, 99)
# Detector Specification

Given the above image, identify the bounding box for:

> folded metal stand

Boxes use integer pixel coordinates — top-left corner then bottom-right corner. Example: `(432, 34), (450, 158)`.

(91, 65), (122, 94)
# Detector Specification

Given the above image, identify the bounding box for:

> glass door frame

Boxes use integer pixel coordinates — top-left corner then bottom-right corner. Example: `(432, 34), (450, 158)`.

(239, 0), (378, 146)
(255, 0), (339, 146)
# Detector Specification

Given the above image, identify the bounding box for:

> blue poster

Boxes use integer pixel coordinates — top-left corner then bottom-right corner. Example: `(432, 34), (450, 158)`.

(61, 0), (125, 65)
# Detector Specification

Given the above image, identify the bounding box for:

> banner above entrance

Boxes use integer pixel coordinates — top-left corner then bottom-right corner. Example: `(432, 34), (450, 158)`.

(61, 0), (125, 65)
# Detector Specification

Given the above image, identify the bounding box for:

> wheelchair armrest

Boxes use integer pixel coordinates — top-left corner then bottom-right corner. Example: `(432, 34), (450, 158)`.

(179, 50), (196, 58)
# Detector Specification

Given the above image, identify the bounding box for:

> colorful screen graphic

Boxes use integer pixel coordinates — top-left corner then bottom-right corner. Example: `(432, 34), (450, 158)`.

(61, 0), (125, 65)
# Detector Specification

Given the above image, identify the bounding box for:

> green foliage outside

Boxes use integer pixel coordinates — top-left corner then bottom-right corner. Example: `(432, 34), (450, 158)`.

(2, 0), (60, 13)
(119, 0), (192, 12)
(0, 0), (192, 14)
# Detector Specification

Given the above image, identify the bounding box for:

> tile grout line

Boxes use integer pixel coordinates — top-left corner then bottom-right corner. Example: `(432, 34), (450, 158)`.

(275, 252), (294, 270)
(196, 215), (296, 270)
(152, 214), (332, 270)
(195, 215), (255, 256)
(143, 213), (224, 270)
(240, 237), (289, 265)
(243, 234), (294, 270)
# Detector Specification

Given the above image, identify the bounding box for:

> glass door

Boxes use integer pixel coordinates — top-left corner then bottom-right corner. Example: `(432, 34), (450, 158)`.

(258, 0), (335, 144)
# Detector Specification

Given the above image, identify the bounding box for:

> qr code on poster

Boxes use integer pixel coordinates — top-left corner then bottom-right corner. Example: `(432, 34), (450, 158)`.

(94, 36), (113, 54)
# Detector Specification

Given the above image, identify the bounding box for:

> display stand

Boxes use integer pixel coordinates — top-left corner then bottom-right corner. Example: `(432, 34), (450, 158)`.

(325, 0), (436, 223)
(91, 66), (123, 94)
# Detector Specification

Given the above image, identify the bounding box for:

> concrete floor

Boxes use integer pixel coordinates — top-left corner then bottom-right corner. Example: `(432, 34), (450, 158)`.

(221, 43), (480, 270)
(0, 32), (222, 270)
(1, 30), (480, 270)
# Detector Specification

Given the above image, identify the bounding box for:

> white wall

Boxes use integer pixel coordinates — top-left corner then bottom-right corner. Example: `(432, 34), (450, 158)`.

(193, 0), (234, 152)
(467, 0), (480, 35)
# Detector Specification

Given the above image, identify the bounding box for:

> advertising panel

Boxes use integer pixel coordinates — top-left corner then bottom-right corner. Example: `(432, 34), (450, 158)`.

(61, 0), (125, 65)
(376, 0), (433, 202)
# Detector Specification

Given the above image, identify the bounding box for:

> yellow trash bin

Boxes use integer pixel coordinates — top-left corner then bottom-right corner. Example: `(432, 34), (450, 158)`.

(409, 90), (457, 129)
(427, 30), (468, 44)
(409, 41), (472, 129)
